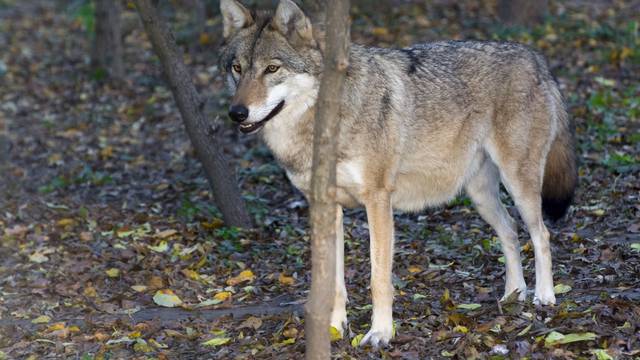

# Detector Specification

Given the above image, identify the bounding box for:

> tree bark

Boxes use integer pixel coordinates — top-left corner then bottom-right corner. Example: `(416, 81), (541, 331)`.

(498, 0), (548, 27)
(305, 0), (350, 359)
(134, 0), (252, 228)
(92, 0), (124, 79)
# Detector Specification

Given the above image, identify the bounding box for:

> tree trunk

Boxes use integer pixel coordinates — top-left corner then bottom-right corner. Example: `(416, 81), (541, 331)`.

(133, 0), (252, 228)
(498, 0), (548, 26)
(92, 0), (124, 79)
(305, 0), (350, 359)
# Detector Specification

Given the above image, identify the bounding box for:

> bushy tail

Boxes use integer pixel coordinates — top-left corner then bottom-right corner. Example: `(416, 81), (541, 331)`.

(542, 88), (577, 221)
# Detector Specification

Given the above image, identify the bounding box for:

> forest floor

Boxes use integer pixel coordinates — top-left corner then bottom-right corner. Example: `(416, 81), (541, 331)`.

(1, 0), (639, 359)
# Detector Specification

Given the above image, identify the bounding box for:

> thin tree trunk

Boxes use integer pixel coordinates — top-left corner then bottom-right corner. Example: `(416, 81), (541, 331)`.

(498, 0), (548, 26)
(92, 0), (124, 79)
(305, 0), (350, 358)
(133, 0), (252, 228)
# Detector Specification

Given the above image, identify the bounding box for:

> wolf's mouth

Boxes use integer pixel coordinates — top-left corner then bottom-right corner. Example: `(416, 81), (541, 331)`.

(239, 100), (285, 134)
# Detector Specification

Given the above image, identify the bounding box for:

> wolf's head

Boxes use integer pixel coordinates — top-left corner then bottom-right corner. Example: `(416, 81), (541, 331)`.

(219, 0), (322, 134)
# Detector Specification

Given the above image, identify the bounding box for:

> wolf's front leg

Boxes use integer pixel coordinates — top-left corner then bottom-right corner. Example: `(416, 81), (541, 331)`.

(330, 206), (348, 336)
(360, 192), (395, 347)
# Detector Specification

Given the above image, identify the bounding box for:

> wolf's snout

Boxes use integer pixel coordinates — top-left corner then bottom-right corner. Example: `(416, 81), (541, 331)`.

(229, 105), (249, 123)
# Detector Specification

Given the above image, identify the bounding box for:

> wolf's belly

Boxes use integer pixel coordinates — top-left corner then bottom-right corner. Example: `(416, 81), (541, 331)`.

(391, 152), (484, 212)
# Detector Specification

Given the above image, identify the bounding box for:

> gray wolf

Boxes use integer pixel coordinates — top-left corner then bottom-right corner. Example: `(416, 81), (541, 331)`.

(219, 0), (577, 347)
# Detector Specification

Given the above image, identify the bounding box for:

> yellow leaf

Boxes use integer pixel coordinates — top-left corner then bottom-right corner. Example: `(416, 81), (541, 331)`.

(226, 270), (255, 286)
(153, 289), (183, 307)
(201, 218), (224, 230)
(83, 286), (97, 297)
(56, 218), (75, 227)
(372, 27), (389, 37)
(213, 291), (231, 302)
(329, 326), (342, 341)
(68, 326), (80, 333)
(351, 334), (364, 347)
(201, 337), (231, 347)
(105, 268), (120, 278)
(31, 315), (51, 324)
(453, 325), (469, 334)
(182, 269), (200, 281)
(129, 331), (142, 339)
(100, 146), (113, 159)
(131, 285), (148, 292)
(408, 265), (422, 273)
(278, 273), (295, 286)
(147, 241), (169, 253)
(283, 327), (298, 339)
(47, 322), (66, 331)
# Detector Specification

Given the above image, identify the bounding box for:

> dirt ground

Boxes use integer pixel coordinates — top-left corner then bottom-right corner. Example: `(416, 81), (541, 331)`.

(0, 0), (639, 359)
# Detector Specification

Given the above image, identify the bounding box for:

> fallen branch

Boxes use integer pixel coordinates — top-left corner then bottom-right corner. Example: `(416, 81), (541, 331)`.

(0, 298), (303, 333)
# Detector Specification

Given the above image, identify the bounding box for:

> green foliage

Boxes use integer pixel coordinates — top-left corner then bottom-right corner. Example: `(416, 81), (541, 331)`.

(67, 0), (95, 35)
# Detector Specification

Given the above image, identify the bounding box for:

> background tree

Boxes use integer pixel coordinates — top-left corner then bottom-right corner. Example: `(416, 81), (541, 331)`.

(498, 0), (549, 26)
(134, 0), (251, 228)
(92, 0), (124, 79)
(305, 0), (351, 358)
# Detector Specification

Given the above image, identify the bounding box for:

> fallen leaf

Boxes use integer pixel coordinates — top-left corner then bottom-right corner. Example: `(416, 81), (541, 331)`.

(56, 218), (75, 227)
(554, 284), (572, 295)
(545, 331), (597, 346)
(148, 276), (164, 289)
(182, 269), (200, 281)
(239, 316), (262, 330)
(351, 334), (364, 347)
(131, 285), (148, 292)
(592, 349), (614, 360)
(408, 265), (422, 273)
(148, 241), (169, 253)
(329, 326), (342, 341)
(153, 289), (183, 307)
(83, 286), (97, 297)
(213, 291), (232, 302)
(47, 322), (66, 331)
(31, 315), (51, 324)
(283, 327), (298, 339)
(29, 251), (49, 264)
(457, 303), (481, 310)
(278, 273), (295, 286)
(226, 269), (255, 286)
(105, 268), (120, 278)
(201, 337), (231, 347)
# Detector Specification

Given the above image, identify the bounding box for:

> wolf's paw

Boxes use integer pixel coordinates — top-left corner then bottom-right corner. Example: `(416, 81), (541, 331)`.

(360, 326), (393, 348)
(330, 308), (348, 338)
(533, 288), (556, 305)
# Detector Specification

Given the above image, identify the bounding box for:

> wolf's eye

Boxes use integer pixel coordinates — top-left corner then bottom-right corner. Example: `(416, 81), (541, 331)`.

(265, 65), (280, 74)
(232, 64), (242, 73)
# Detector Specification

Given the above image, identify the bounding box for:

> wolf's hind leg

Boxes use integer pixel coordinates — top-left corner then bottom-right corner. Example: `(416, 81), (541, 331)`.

(498, 163), (556, 305)
(466, 160), (527, 301)
(330, 206), (348, 336)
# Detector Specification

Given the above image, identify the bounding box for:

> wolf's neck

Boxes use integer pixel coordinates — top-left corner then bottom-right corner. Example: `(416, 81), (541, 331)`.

(261, 104), (316, 178)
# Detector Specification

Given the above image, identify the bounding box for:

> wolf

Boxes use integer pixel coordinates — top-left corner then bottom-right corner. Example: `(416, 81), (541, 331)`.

(219, 0), (577, 347)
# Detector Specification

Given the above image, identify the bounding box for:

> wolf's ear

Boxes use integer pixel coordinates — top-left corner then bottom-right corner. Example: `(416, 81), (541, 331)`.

(271, 0), (314, 44)
(220, 0), (253, 39)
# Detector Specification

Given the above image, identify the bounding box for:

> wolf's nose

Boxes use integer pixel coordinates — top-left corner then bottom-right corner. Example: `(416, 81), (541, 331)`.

(229, 105), (249, 122)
